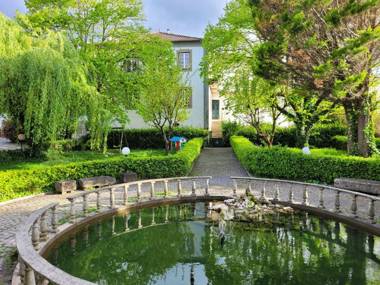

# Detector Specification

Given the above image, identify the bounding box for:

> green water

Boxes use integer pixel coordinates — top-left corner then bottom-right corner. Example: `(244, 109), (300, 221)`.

(48, 203), (380, 285)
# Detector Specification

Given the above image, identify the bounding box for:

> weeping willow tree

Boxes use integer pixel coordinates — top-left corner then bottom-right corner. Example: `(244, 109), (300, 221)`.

(0, 14), (99, 153)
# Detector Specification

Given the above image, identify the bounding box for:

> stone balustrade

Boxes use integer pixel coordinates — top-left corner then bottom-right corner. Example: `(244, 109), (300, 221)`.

(14, 175), (379, 285)
(231, 176), (380, 234)
(14, 176), (212, 285)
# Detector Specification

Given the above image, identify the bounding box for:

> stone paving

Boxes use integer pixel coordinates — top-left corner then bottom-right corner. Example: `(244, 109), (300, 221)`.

(0, 138), (21, 151)
(190, 147), (249, 186)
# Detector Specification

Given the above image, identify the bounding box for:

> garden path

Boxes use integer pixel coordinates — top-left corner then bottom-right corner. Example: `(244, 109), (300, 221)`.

(190, 147), (249, 186)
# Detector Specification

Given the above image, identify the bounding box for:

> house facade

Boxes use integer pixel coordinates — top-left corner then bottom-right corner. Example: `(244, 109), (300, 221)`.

(126, 32), (225, 137)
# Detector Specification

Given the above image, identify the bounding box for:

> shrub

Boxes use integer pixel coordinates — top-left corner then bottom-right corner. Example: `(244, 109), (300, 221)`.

(231, 136), (380, 184)
(224, 122), (347, 148)
(332, 135), (380, 150)
(0, 138), (203, 202)
(107, 127), (209, 149)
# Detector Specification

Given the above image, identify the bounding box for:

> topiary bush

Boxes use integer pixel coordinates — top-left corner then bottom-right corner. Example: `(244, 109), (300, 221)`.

(0, 138), (204, 202)
(231, 136), (380, 184)
(107, 127), (209, 149)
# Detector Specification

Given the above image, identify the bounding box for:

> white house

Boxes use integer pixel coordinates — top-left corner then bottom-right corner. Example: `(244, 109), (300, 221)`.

(126, 32), (226, 138)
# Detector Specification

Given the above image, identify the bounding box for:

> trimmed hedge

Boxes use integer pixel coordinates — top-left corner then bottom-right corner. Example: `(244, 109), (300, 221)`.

(231, 136), (380, 184)
(107, 127), (209, 149)
(332, 135), (380, 150)
(0, 138), (203, 202)
(222, 121), (347, 148)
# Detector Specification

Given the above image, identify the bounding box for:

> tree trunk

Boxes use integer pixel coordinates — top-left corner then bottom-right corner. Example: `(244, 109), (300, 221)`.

(344, 98), (377, 157)
(294, 121), (311, 147)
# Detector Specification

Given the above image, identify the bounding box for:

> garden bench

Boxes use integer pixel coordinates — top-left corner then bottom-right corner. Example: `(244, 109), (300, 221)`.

(78, 176), (117, 190)
(55, 180), (77, 194)
(334, 178), (380, 196)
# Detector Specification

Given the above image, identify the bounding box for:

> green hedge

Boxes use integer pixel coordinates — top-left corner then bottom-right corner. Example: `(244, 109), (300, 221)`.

(222, 121), (347, 148)
(332, 135), (380, 150)
(0, 138), (203, 202)
(231, 136), (380, 184)
(107, 127), (209, 149)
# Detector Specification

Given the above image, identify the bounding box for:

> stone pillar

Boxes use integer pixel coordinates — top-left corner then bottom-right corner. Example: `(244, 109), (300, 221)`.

(51, 205), (58, 234)
(192, 180), (196, 197)
(31, 221), (40, 250)
(177, 180), (182, 198)
(24, 265), (36, 285)
(39, 212), (48, 242)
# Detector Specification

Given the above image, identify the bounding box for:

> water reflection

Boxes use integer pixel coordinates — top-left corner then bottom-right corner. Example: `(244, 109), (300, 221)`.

(48, 203), (380, 285)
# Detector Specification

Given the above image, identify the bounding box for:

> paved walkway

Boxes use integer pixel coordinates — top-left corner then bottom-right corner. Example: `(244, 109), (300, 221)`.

(0, 138), (21, 151)
(191, 147), (249, 186)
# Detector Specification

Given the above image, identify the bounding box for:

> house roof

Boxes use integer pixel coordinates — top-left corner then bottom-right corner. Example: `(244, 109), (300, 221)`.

(154, 32), (202, 43)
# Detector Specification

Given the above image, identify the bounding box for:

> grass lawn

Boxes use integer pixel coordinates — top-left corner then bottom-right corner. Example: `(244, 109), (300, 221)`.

(0, 149), (167, 171)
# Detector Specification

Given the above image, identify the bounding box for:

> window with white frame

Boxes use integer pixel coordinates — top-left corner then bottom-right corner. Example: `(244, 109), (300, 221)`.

(177, 50), (192, 70)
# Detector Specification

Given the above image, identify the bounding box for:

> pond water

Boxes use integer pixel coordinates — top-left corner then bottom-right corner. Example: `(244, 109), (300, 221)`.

(47, 202), (380, 285)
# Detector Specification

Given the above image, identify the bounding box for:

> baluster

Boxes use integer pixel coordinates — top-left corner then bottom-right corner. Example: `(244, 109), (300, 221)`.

(192, 180), (196, 196)
(97, 222), (102, 240)
(150, 181), (155, 200)
(233, 179), (237, 197)
(32, 220), (40, 250)
(164, 180), (169, 198)
(39, 212), (48, 242)
(335, 191), (341, 213)
(70, 236), (76, 255)
(288, 184), (294, 203)
(124, 184), (129, 205)
(177, 179), (182, 197)
(302, 185), (309, 206)
(109, 187), (115, 208)
(351, 194), (358, 218)
(18, 258), (25, 284)
(260, 182), (267, 202)
(165, 205), (169, 223)
(83, 194), (88, 216)
(273, 184), (280, 202)
(112, 216), (116, 235)
(319, 187), (325, 209)
(246, 182), (252, 195)
(368, 199), (375, 224)
(69, 198), (75, 223)
(24, 265), (36, 285)
(137, 183), (142, 202)
(51, 205), (57, 234)
(138, 210), (142, 228)
(96, 191), (101, 212)
(205, 178), (210, 196)
(84, 226), (89, 247)
(124, 214), (130, 232)
(152, 208), (156, 225)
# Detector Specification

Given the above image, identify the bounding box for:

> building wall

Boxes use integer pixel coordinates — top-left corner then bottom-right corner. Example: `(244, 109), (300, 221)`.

(126, 41), (207, 129)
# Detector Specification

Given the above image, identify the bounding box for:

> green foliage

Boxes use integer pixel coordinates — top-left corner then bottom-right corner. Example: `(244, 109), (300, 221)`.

(0, 138), (203, 202)
(0, 14), (99, 152)
(248, 0), (380, 156)
(332, 135), (380, 150)
(231, 136), (380, 184)
(136, 36), (190, 147)
(223, 122), (347, 148)
(22, 0), (148, 151)
(107, 127), (208, 149)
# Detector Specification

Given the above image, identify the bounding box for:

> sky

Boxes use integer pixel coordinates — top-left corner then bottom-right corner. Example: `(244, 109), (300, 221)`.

(0, 0), (228, 37)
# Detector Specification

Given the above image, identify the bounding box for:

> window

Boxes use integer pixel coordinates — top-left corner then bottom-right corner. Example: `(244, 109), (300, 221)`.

(177, 50), (192, 70)
(212, 100), (220, 120)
